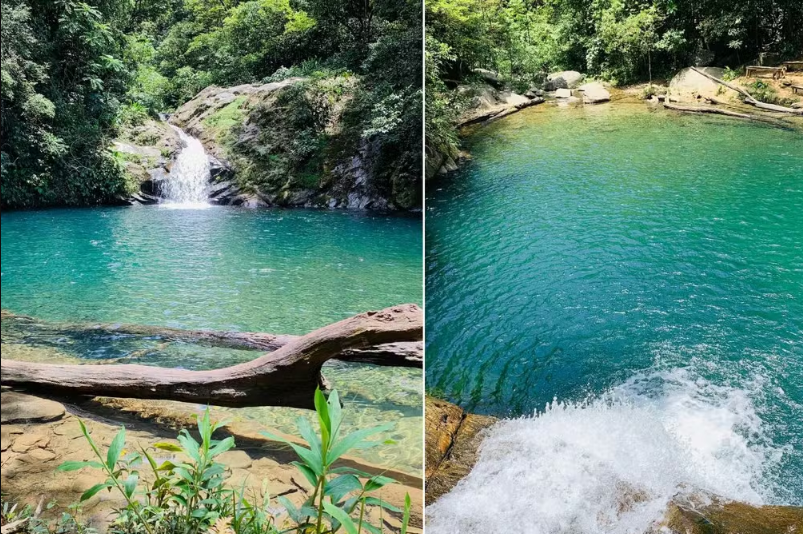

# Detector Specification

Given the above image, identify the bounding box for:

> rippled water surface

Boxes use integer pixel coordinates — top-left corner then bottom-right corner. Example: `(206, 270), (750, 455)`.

(426, 102), (803, 511)
(1, 206), (423, 473)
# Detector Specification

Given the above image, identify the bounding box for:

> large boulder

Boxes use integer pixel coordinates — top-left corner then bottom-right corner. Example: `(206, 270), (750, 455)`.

(578, 81), (611, 104)
(473, 68), (502, 87)
(668, 67), (726, 100)
(546, 70), (584, 90)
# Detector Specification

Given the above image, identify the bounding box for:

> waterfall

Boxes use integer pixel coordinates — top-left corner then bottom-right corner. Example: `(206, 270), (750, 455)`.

(160, 125), (211, 208)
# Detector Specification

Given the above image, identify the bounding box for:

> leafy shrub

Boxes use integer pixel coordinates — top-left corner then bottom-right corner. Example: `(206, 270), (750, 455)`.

(744, 80), (795, 106)
(722, 66), (742, 81)
(50, 388), (411, 534)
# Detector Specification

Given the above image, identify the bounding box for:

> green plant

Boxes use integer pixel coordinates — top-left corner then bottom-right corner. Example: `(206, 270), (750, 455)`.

(262, 389), (406, 534)
(1, 497), (94, 534)
(54, 389), (413, 534)
(744, 80), (794, 106)
(722, 66), (742, 81)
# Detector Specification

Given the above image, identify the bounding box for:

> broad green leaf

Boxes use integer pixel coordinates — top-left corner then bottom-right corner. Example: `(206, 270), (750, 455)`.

(325, 474), (362, 503)
(152, 442), (182, 452)
(295, 417), (323, 463)
(314, 388), (331, 450)
(323, 501), (358, 534)
(364, 497), (401, 513)
(401, 493), (411, 534)
(123, 472), (139, 498)
(330, 466), (372, 478)
(277, 495), (301, 523)
(57, 460), (104, 472)
(363, 522), (382, 534)
(291, 461), (318, 488)
(328, 423), (394, 464)
(208, 436), (235, 457)
(80, 482), (111, 502)
(261, 431), (323, 475)
(106, 426), (126, 470)
(364, 475), (396, 493)
(328, 389), (343, 439)
(177, 431), (200, 462)
(156, 460), (177, 471)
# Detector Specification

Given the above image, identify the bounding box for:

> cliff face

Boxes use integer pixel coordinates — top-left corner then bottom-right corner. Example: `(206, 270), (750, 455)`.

(168, 76), (421, 211)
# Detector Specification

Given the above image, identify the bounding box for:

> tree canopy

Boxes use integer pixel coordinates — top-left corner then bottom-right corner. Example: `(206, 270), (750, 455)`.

(425, 0), (803, 170)
(2, 0), (422, 208)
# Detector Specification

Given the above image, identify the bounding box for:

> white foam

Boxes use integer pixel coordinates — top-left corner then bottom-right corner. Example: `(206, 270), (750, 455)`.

(159, 126), (211, 207)
(426, 368), (783, 534)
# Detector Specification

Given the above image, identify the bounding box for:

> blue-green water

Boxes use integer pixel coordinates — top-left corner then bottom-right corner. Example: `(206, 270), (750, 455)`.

(1, 205), (423, 473)
(426, 101), (803, 525)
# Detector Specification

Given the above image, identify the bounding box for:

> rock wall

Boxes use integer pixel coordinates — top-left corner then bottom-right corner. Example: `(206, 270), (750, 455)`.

(168, 77), (420, 211)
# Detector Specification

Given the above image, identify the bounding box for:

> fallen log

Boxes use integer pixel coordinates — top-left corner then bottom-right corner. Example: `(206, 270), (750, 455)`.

(663, 102), (792, 128)
(690, 66), (803, 115)
(665, 102), (753, 119)
(0, 310), (422, 366)
(0, 304), (422, 409)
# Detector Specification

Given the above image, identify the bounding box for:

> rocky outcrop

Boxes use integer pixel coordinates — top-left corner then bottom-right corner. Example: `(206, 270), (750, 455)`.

(169, 77), (419, 211)
(473, 68), (502, 88)
(456, 85), (544, 128)
(113, 119), (182, 205)
(425, 397), (496, 504)
(545, 70), (584, 90)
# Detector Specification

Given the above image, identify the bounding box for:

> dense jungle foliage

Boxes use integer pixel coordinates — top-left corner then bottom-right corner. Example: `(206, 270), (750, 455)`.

(425, 0), (803, 167)
(1, 0), (421, 208)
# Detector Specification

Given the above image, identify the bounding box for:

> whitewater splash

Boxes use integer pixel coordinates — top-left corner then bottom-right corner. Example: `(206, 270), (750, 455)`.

(426, 368), (786, 534)
(160, 125), (211, 208)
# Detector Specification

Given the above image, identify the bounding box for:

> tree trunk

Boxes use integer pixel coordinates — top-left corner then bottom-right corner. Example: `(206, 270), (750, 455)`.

(663, 103), (792, 127)
(0, 310), (422, 366)
(1, 305), (422, 410)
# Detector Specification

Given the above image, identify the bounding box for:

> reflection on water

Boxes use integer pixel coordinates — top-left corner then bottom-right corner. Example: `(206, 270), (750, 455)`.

(1, 206), (423, 475)
(1, 316), (423, 474)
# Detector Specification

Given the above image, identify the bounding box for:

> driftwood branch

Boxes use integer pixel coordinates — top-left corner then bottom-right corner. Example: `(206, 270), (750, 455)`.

(0, 310), (421, 366)
(663, 103), (793, 128)
(1, 305), (422, 409)
(690, 66), (803, 115)
(664, 102), (754, 119)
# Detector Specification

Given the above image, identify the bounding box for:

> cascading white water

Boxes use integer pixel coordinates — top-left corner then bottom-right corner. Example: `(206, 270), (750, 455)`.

(160, 125), (211, 208)
(426, 368), (786, 534)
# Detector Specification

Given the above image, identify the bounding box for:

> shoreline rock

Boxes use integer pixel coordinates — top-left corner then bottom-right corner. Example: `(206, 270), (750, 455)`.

(424, 396), (496, 504)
